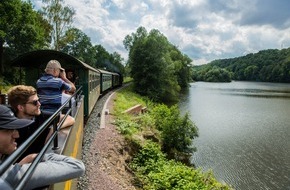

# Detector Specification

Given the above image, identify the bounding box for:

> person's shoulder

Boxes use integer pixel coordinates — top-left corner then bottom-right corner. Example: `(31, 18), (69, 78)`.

(38, 74), (54, 82)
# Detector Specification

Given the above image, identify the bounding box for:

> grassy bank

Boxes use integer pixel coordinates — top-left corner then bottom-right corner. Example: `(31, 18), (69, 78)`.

(113, 85), (232, 190)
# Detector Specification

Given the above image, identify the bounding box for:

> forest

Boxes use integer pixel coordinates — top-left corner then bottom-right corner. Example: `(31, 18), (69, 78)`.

(192, 47), (290, 82)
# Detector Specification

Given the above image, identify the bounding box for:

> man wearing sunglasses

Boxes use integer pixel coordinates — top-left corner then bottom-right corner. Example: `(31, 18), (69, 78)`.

(0, 105), (85, 189)
(37, 60), (76, 112)
(7, 85), (75, 161)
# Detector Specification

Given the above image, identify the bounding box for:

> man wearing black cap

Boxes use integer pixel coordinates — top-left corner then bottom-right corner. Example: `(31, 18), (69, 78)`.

(0, 105), (34, 158)
(0, 105), (33, 190)
(0, 105), (85, 189)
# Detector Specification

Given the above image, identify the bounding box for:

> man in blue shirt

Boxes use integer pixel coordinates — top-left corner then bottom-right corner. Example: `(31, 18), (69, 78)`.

(37, 60), (76, 112)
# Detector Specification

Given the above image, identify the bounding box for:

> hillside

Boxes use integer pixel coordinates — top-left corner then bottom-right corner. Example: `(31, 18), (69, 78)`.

(192, 47), (290, 82)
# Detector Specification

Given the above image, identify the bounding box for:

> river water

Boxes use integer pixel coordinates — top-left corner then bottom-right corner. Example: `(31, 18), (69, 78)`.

(178, 81), (290, 190)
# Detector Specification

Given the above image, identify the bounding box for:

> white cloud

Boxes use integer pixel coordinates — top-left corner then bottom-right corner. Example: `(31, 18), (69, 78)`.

(31, 0), (290, 64)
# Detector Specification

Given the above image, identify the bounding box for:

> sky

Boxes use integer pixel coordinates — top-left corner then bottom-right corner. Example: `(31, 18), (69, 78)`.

(31, 0), (290, 65)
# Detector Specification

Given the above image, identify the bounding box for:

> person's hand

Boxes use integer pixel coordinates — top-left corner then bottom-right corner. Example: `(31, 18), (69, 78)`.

(59, 70), (67, 80)
(18, 154), (38, 165)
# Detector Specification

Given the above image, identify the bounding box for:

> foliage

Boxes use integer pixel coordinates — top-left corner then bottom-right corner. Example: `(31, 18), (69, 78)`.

(131, 141), (166, 172)
(0, 77), (11, 93)
(114, 87), (198, 156)
(112, 85), (231, 189)
(41, 0), (75, 50)
(131, 142), (231, 190)
(192, 66), (233, 82)
(0, 0), (50, 77)
(192, 47), (290, 83)
(123, 26), (191, 102)
(60, 27), (96, 65)
(0, 0), (125, 85)
(151, 104), (198, 154)
(123, 77), (133, 83)
(60, 28), (125, 73)
(91, 45), (125, 74)
(114, 118), (139, 135)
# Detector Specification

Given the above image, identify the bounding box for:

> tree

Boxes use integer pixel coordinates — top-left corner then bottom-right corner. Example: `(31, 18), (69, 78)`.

(123, 27), (191, 102)
(123, 26), (148, 51)
(168, 46), (192, 88)
(131, 29), (180, 101)
(110, 52), (125, 74)
(192, 47), (290, 83)
(60, 27), (96, 65)
(94, 45), (112, 69)
(0, 0), (50, 81)
(244, 65), (258, 81)
(41, 0), (75, 50)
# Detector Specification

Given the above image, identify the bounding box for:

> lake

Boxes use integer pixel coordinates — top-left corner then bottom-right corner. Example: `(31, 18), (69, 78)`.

(178, 81), (290, 190)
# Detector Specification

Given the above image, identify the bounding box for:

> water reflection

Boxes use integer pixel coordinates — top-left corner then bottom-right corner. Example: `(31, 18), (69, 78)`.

(179, 81), (290, 190)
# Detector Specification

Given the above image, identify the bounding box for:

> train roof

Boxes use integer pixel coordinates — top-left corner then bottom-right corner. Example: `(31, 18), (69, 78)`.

(12, 49), (99, 72)
(98, 69), (119, 75)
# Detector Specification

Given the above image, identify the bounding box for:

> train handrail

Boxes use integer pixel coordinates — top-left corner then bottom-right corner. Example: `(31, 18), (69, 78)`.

(0, 86), (83, 189)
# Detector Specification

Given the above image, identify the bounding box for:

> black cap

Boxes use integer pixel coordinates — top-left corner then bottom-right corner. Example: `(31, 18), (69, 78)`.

(0, 105), (34, 129)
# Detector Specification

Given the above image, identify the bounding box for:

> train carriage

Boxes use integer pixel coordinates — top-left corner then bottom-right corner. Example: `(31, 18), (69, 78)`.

(112, 72), (122, 88)
(98, 69), (113, 94)
(12, 49), (101, 117)
(1, 49), (122, 190)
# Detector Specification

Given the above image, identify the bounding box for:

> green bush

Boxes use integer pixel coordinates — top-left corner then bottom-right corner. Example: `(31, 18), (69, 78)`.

(151, 104), (198, 154)
(0, 77), (11, 93)
(132, 142), (231, 190)
(114, 118), (139, 135)
(131, 141), (165, 174)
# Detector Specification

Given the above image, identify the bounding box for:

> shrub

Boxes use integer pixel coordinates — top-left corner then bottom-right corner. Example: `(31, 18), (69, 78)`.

(131, 141), (231, 190)
(114, 118), (139, 135)
(151, 104), (198, 154)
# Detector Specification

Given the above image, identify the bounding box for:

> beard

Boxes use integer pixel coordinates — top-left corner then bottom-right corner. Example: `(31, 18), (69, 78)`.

(25, 108), (41, 117)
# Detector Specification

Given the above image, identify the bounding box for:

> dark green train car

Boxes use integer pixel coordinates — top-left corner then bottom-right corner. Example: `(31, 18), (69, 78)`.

(6, 50), (122, 190)
(12, 49), (101, 117)
(98, 69), (113, 93)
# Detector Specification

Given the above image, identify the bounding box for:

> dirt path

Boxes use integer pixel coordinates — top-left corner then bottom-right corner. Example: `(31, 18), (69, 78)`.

(78, 90), (136, 190)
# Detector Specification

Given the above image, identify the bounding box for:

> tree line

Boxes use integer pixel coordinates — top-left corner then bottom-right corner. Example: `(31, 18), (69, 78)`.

(0, 0), (124, 86)
(192, 47), (290, 82)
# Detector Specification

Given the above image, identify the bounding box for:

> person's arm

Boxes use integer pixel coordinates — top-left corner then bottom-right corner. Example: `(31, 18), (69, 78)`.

(45, 114), (75, 143)
(1, 154), (37, 189)
(24, 153), (85, 189)
(60, 114), (75, 128)
(7, 153), (85, 190)
(0, 178), (13, 190)
(59, 70), (76, 93)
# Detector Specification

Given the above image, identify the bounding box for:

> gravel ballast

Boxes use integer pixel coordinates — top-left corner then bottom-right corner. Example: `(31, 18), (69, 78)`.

(77, 89), (137, 190)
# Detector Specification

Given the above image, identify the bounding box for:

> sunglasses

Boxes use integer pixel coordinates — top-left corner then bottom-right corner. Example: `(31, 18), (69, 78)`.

(26, 99), (40, 106)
